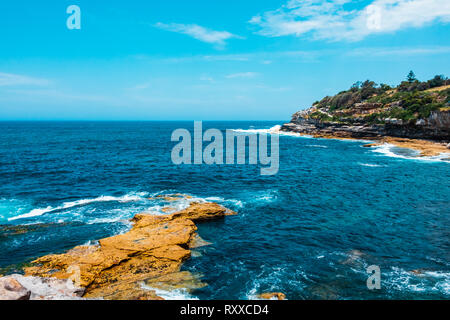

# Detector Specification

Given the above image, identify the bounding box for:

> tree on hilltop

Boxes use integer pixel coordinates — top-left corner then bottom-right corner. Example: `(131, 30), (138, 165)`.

(407, 70), (417, 83)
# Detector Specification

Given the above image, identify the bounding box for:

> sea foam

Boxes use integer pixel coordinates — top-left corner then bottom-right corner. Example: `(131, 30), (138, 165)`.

(383, 267), (450, 296)
(232, 125), (310, 138)
(140, 283), (199, 300)
(8, 193), (147, 221)
(370, 143), (450, 163)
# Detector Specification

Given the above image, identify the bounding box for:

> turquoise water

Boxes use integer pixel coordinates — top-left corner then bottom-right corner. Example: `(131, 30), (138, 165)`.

(0, 121), (449, 299)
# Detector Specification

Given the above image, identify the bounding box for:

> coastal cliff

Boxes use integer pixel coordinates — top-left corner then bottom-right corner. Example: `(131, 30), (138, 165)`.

(281, 75), (450, 143)
(282, 109), (450, 141)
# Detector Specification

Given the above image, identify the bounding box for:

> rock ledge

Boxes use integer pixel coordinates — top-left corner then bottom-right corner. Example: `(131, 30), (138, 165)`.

(13, 202), (236, 300)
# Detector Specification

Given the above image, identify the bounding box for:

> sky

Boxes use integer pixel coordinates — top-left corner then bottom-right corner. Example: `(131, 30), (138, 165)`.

(0, 0), (449, 120)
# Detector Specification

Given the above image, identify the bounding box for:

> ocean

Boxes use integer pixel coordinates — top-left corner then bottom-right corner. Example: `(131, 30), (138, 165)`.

(0, 121), (449, 299)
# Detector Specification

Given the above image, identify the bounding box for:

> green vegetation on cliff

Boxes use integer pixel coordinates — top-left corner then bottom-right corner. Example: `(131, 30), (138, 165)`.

(311, 72), (450, 124)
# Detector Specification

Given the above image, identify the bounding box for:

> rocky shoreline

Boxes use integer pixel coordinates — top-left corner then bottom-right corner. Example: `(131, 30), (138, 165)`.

(283, 108), (450, 140)
(280, 78), (450, 157)
(281, 111), (450, 157)
(0, 201), (236, 300)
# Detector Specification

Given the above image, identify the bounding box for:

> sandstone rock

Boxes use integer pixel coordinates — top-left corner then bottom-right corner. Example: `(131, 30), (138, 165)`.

(24, 202), (236, 300)
(161, 196), (181, 201)
(0, 276), (30, 300)
(171, 202), (236, 221)
(282, 119), (449, 157)
(353, 102), (382, 113)
(0, 274), (86, 300)
(382, 137), (450, 157)
(149, 194), (194, 202)
(283, 107), (450, 144)
(257, 292), (286, 300)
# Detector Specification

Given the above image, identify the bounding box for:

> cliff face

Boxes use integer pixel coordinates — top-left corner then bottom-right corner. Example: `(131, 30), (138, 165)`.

(283, 109), (450, 141)
(425, 110), (450, 130)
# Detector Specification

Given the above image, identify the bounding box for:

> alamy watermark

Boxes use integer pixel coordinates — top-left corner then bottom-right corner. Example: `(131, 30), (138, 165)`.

(67, 5), (81, 30)
(170, 121), (279, 176)
(367, 265), (381, 290)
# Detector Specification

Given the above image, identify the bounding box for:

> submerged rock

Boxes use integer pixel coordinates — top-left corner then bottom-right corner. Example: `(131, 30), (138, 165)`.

(189, 234), (212, 248)
(340, 249), (366, 266)
(23, 202), (236, 300)
(144, 271), (207, 292)
(257, 292), (286, 300)
(0, 222), (81, 238)
(308, 283), (340, 300)
(409, 269), (430, 277)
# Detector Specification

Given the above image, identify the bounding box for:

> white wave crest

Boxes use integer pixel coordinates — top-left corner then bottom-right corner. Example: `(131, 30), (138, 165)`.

(232, 125), (281, 134)
(231, 125), (311, 138)
(204, 196), (244, 208)
(384, 267), (450, 296)
(140, 284), (199, 300)
(8, 193), (147, 221)
(371, 143), (450, 163)
(358, 163), (385, 167)
(306, 144), (328, 148)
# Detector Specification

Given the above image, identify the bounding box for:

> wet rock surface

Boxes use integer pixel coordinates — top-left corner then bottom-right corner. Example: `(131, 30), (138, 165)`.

(21, 202), (236, 300)
(257, 292), (286, 300)
(0, 276), (31, 300)
(0, 274), (84, 300)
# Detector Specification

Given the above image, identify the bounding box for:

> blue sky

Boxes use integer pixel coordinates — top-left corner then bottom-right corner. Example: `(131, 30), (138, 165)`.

(0, 0), (449, 120)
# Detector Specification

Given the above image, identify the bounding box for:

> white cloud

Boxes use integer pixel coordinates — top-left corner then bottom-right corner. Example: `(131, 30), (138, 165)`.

(348, 46), (450, 56)
(155, 22), (243, 49)
(0, 72), (50, 87)
(250, 0), (450, 41)
(225, 72), (259, 79)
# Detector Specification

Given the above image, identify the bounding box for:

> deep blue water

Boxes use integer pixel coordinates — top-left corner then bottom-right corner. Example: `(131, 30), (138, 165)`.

(0, 121), (449, 300)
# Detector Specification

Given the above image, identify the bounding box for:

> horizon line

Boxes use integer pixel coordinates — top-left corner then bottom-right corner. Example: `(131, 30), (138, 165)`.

(0, 119), (289, 122)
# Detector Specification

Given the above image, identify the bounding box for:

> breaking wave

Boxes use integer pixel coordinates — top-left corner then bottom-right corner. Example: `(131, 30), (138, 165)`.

(384, 267), (450, 296)
(8, 193), (148, 221)
(370, 143), (450, 163)
(358, 163), (385, 167)
(245, 265), (307, 300)
(6, 192), (244, 223)
(231, 125), (311, 138)
(140, 284), (199, 300)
